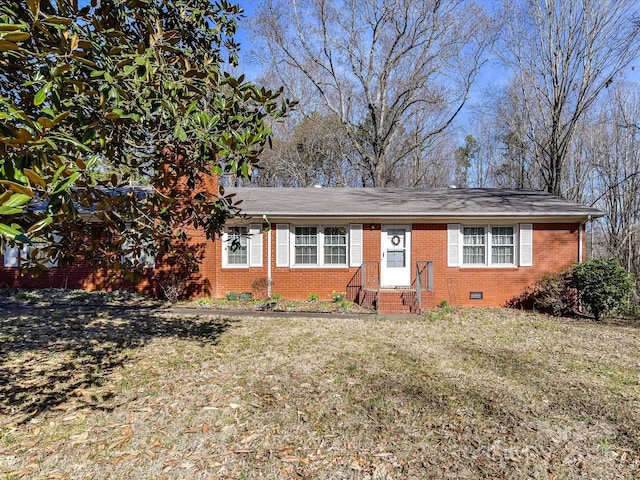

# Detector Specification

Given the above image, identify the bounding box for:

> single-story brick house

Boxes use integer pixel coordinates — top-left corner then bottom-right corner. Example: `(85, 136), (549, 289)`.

(1, 186), (603, 312)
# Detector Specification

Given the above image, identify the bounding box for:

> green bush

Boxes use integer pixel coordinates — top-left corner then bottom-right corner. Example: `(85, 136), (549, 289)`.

(571, 259), (634, 321)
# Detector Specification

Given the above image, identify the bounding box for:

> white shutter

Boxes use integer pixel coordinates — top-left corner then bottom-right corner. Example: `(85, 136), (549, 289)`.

(249, 223), (263, 267)
(221, 231), (229, 268)
(349, 224), (363, 267)
(447, 224), (461, 267)
(519, 223), (533, 266)
(3, 242), (20, 268)
(276, 224), (289, 267)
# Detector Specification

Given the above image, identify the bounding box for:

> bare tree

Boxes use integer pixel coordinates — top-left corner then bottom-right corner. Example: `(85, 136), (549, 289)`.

(254, 112), (360, 187)
(250, 0), (496, 186)
(579, 84), (640, 280)
(501, 0), (640, 197)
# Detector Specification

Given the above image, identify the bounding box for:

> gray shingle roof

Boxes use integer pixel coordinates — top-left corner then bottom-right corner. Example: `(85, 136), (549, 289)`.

(226, 187), (604, 220)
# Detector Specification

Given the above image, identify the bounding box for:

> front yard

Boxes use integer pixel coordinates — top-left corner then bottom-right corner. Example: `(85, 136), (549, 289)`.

(1, 292), (639, 478)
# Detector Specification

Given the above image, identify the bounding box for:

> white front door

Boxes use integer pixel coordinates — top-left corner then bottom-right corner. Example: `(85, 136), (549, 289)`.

(380, 225), (411, 287)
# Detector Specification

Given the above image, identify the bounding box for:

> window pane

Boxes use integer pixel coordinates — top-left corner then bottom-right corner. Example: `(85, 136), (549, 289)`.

(295, 227), (318, 264)
(324, 246), (346, 264)
(492, 246), (514, 264)
(491, 226), (514, 245)
(463, 227), (485, 245)
(463, 246), (485, 264)
(463, 227), (485, 264)
(296, 246), (318, 264)
(324, 226), (347, 264)
(228, 227), (248, 265)
(491, 226), (514, 264)
(324, 226), (346, 245)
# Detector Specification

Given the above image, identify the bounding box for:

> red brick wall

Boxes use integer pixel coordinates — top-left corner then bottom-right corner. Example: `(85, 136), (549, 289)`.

(0, 263), (154, 293)
(412, 223), (582, 307)
(214, 233), (345, 301)
(3, 220), (584, 308)
(211, 221), (582, 305)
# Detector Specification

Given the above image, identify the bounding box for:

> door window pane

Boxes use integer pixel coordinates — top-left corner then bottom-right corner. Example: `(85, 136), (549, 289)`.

(387, 250), (405, 268)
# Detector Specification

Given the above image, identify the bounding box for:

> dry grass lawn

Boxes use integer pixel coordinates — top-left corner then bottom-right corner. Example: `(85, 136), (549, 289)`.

(1, 295), (639, 479)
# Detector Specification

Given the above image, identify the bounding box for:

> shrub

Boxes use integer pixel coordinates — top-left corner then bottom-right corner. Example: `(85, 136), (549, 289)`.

(225, 291), (238, 301)
(571, 258), (634, 321)
(507, 271), (575, 315)
(157, 273), (190, 303)
(251, 277), (269, 299)
(533, 271), (576, 316)
(439, 299), (452, 313)
(308, 292), (320, 302)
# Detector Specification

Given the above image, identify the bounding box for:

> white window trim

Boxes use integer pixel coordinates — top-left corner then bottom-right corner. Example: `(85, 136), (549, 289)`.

(222, 224), (263, 268)
(456, 224), (519, 268)
(222, 225), (249, 268)
(3, 237), (60, 268)
(289, 224), (350, 268)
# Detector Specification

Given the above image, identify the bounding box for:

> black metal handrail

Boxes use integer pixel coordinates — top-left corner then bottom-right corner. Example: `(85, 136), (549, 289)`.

(346, 261), (380, 309)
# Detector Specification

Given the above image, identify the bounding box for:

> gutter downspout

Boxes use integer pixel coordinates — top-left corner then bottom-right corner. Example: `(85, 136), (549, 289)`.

(578, 220), (584, 263)
(588, 214), (593, 260)
(263, 214), (272, 298)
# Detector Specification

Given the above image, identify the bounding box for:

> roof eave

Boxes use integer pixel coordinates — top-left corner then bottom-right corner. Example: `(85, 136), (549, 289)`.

(238, 211), (604, 222)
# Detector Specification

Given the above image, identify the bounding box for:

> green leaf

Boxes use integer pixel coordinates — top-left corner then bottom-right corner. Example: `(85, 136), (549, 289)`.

(174, 125), (188, 142)
(240, 161), (250, 178)
(0, 206), (23, 215)
(4, 193), (31, 208)
(52, 171), (80, 194)
(34, 82), (51, 106)
(0, 222), (23, 240)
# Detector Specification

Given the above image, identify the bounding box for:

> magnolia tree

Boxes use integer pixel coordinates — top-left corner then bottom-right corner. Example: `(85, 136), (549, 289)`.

(0, 0), (289, 278)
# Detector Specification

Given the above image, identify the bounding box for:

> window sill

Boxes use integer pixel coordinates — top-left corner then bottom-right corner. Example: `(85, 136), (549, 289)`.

(458, 264), (519, 269)
(290, 264), (350, 269)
